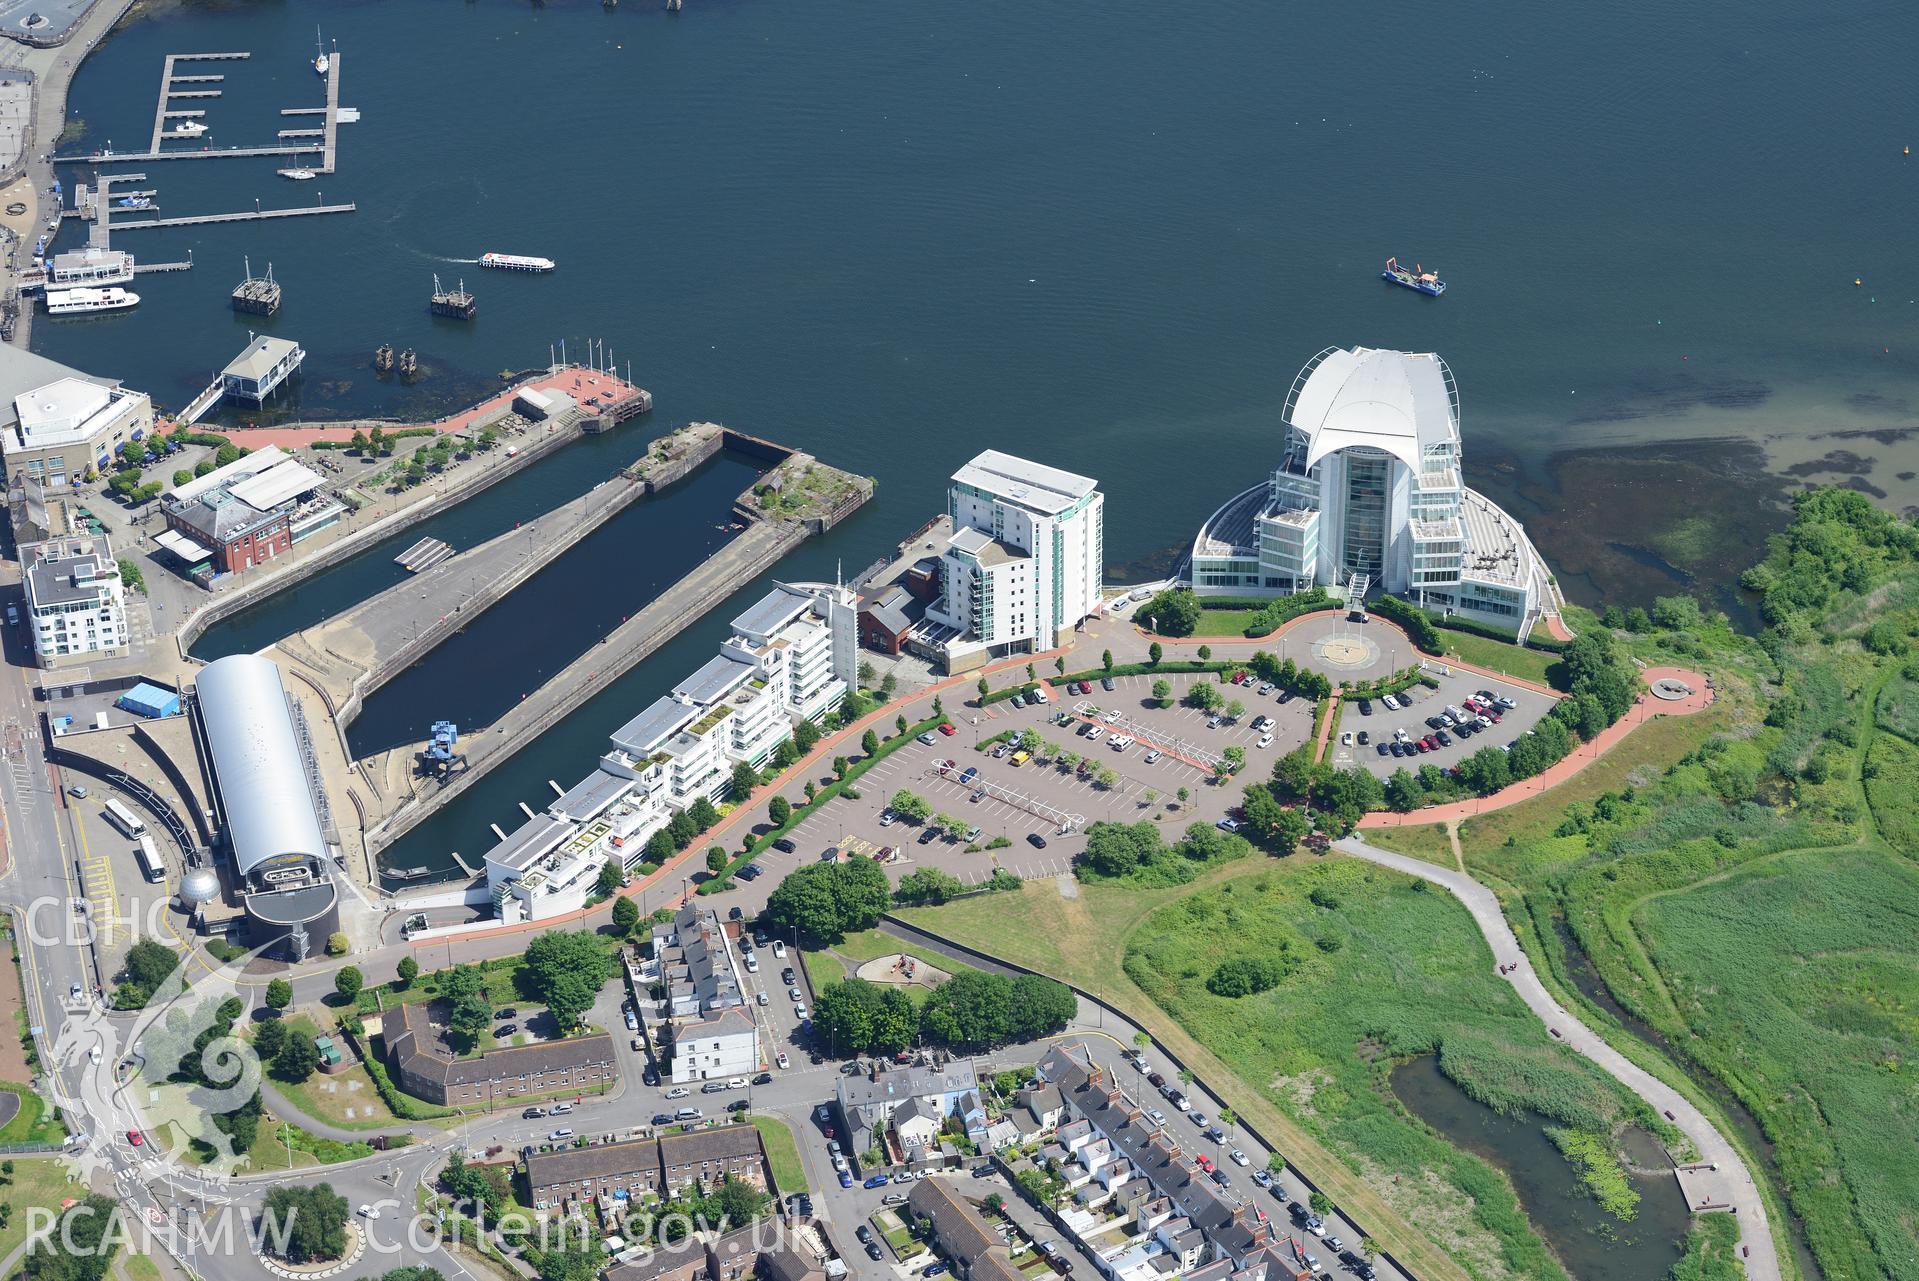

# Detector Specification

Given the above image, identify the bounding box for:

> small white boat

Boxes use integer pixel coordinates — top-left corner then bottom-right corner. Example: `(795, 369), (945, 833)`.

(314, 28), (330, 76)
(170, 119), (208, 137)
(45, 287), (140, 315)
(279, 167), (317, 181)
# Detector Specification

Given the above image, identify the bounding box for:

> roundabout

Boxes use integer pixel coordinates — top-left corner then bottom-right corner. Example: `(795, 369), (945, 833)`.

(254, 1215), (367, 1279)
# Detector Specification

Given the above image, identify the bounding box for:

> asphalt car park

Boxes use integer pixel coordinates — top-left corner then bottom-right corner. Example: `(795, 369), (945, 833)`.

(1327, 667), (1558, 779)
(1088, 671), (1316, 761)
(810, 698), (1253, 877)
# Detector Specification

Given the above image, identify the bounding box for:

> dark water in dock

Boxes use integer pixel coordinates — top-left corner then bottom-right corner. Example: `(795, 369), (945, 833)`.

(343, 452), (762, 759)
(43, 0), (1919, 866)
(191, 424), (730, 659)
(1390, 1055), (1691, 1281)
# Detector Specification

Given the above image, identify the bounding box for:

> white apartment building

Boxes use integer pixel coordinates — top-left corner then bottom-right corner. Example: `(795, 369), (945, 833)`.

(1187, 346), (1561, 640)
(922, 450), (1104, 672)
(483, 582), (857, 923)
(642, 905), (761, 1083)
(666, 1008), (760, 1083)
(3, 377), (154, 490)
(22, 534), (129, 669)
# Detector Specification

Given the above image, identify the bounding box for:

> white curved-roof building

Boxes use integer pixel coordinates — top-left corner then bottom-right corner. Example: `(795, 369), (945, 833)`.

(1189, 346), (1559, 637)
(1289, 347), (1458, 474)
(194, 653), (327, 882)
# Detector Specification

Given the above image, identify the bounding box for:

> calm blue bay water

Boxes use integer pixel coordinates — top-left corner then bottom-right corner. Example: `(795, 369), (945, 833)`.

(32, 0), (1919, 861)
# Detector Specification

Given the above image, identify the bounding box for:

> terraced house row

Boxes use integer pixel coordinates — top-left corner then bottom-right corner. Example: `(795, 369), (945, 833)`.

(1034, 1043), (1331, 1281)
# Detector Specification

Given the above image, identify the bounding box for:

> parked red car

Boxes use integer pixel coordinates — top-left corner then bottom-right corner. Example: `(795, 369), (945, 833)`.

(938, 723), (956, 736)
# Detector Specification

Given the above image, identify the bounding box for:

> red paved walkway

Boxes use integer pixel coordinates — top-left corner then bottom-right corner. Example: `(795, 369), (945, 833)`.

(174, 367), (644, 450)
(1359, 666), (1713, 827)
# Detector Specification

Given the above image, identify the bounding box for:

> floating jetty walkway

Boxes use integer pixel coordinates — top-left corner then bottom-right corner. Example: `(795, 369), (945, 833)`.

(57, 48), (346, 174)
(109, 203), (355, 231)
(260, 426), (871, 864)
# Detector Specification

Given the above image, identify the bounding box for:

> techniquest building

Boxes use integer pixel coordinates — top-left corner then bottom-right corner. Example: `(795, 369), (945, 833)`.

(1187, 346), (1561, 641)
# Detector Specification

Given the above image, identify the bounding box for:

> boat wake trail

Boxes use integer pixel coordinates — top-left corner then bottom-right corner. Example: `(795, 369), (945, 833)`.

(439, 256), (481, 264)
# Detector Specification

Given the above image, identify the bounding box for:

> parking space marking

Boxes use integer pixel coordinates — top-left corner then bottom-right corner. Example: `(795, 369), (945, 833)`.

(80, 852), (116, 947)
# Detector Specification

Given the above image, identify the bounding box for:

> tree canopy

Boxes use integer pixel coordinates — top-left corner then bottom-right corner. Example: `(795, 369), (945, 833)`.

(261, 1185), (350, 1263)
(522, 930), (614, 1030)
(1140, 588), (1203, 636)
(760, 856), (891, 947)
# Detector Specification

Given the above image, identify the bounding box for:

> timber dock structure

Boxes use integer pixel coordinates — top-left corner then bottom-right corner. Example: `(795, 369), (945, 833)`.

(429, 275), (476, 320)
(231, 259), (281, 316)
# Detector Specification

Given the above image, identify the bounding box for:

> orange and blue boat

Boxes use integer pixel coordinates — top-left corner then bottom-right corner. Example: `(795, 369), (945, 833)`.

(1381, 256), (1446, 296)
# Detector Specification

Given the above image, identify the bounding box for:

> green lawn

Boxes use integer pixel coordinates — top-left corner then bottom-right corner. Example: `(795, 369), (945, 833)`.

(0, 1159), (86, 1265)
(1192, 608), (1261, 637)
(898, 863), (1598, 1281)
(1440, 631), (1559, 686)
(804, 928), (985, 1005)
(1637, 848), (1919, 1281)
(0, 1081), (66, 1146)
(120, 1252), (164, 1281)
(356, 952), (530, 1015)
(749, 1115), (806, 1194)
(266, 1015), (404, 1131)
(1360, 823), (1455, 868)
(1454, 705), (1731, 887)
(1119, 859), (1642, 1281)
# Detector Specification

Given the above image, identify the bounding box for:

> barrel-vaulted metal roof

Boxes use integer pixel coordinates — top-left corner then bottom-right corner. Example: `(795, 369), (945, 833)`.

(1286, 347), (1459, 474)
(195, 654), (326, 877)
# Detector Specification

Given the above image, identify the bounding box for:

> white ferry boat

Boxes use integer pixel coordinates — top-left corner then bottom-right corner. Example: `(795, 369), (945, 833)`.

(480, 252), (556, 272)
(45, 287), (140, 315)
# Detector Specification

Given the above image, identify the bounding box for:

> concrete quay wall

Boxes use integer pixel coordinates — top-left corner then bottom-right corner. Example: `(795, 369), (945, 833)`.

(175, 405), (598, 659)
(364, 515), (811, 862)
(327, 426), (725, 725)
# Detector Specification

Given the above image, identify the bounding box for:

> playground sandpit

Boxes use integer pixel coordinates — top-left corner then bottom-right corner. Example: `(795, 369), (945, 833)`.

(854, 953), (952, 990)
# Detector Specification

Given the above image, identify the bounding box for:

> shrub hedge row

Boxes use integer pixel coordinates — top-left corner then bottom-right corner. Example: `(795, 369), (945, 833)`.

(1370, 595), (1444, 652)
(1240, 588), (1338, 637)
